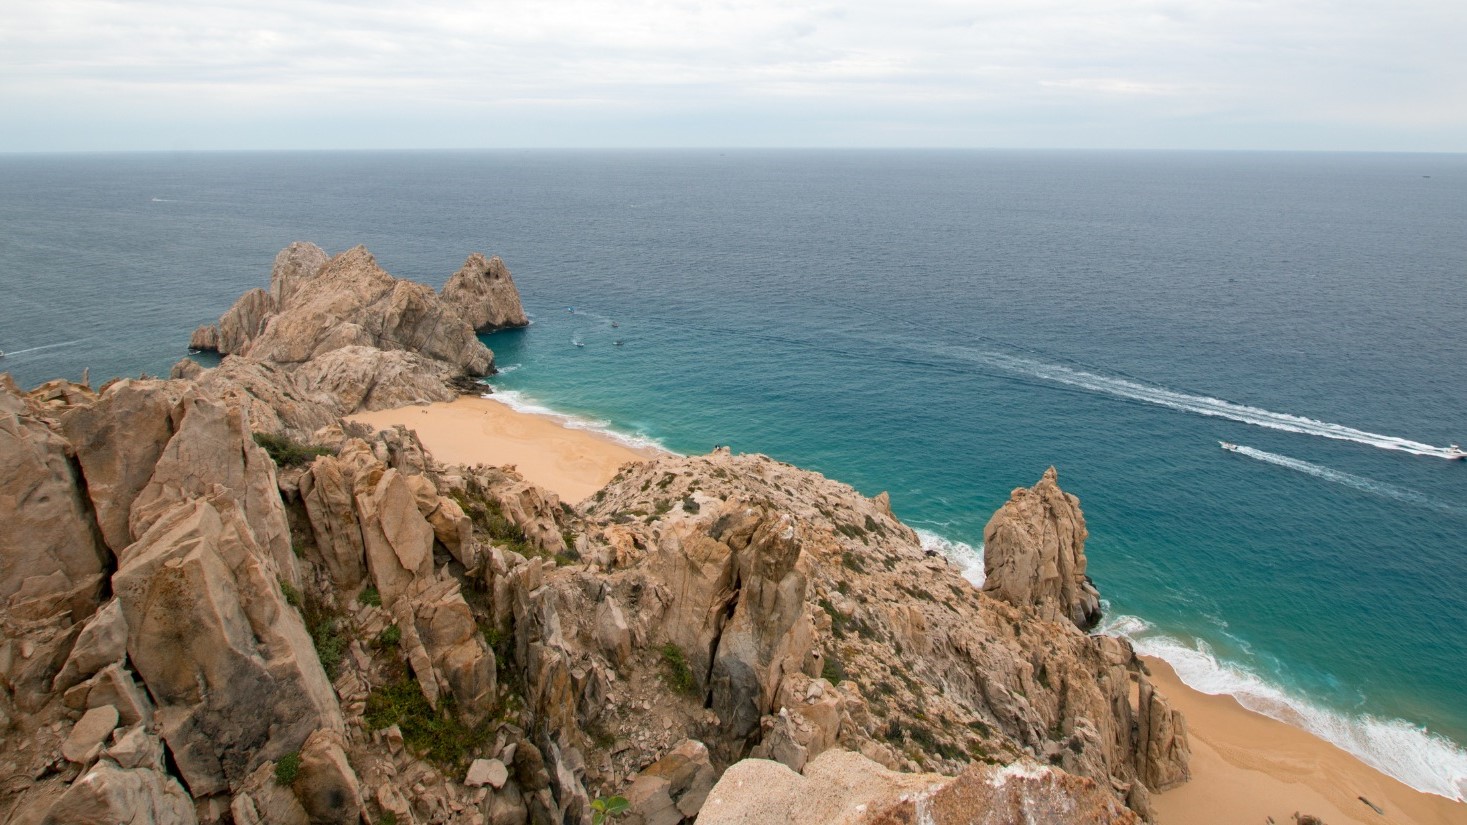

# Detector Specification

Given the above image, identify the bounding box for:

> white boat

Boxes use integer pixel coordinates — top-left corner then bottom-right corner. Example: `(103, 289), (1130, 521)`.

(1447, 444), (1467, 461)
(1219, 441), (1240, 452)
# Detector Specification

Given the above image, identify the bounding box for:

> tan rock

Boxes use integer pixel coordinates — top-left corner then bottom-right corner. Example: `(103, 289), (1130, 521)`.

(982, 466), (1102, 630)
(466, 758), (509, 789)
(111, 498), (342, 796)
(268, 241), (329, 308)
(217, 288), (277, 355)
(39, 761), (198, 825)
(293, 728), (364, 825)
(299, 455), (368, 590)
(1135, 675), (1190, 791)
(0, 375), (109, 623)
(241, 245), (492, 375)
(60, 378), (190, 553)
(62, 704), (118, 763)
(357, 469), (436, 608)
(52, 599), (129, 693)
(440, 252), (529, 332)
(289, 346), (461, 414)
(190, 324), (220, 351)
(128, 392), (298, 586)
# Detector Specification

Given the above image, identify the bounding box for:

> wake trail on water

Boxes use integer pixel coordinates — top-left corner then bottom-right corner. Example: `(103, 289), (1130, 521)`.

(1, 338), (88, 357)
(1228, 445), (1465, 516)
(918, 343), (1458, 459)
(1101, 614), (1467, 802)
(480, 389), (670, 454)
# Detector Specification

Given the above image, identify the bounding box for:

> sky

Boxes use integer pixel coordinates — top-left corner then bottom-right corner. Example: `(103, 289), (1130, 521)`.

(2, 0), (1465, 152)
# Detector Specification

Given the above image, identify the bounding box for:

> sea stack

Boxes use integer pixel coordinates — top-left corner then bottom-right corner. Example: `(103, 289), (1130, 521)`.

(982, 466), (1103, 630)
(440, 252), (530, 333)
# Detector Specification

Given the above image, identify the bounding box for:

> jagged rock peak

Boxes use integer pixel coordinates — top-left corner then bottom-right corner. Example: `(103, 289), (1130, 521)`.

(982, 466), (1102, 630)
(440, 251), (529, 332)
(268, 240), (329, 308)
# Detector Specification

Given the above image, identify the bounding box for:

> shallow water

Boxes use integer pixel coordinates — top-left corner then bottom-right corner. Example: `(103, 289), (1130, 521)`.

(3, 149), (1464, 798)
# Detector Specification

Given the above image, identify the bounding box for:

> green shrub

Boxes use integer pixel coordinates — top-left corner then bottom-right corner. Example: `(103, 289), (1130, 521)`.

(659, 644), (697, 697)
(364, 674), (490, 770)
(279, 580), (302, 608)
(376, 624), (402, 649)
(591, 796), (630, 824)
(681, 496), (700, 514)
(253, 432), (330, 468)
(303, 592), (346, 680)
(821, 650), (847, 684)
(358, 587), (382, 607)
(274, 751), (301, 784)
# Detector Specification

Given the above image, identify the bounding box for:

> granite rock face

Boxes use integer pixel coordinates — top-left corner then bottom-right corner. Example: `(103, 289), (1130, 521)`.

(440, 252), (529, 332)
(239, 245), (491, 375)
(982, 466), (1102, 630)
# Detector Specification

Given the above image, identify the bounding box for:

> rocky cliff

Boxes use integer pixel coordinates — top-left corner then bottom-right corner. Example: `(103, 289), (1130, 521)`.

(0, 245), (1188, 825)
(440, 253), (530, 333)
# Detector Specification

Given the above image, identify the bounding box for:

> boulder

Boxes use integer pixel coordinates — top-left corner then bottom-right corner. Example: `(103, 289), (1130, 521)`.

(982, 467), (1101, 630)
(289, 346), (461, 414)
(293, 728), (364, 825)
(127, 392), (298, 585)
(52, 599), (128, 693)
(0, 375), (109, 623)
(60, 378), (190, 554)
(61, 704), (118, 764)
(357, 468), (435, 609)
(39, 761), (197, 825)
(440, 252), (529, 332)
(466, 758), (509, 789)
(190, 324), (220, 351)
(111, 498), (342, 796)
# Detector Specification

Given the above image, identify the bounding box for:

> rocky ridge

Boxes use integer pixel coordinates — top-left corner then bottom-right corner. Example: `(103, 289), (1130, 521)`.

(0, 244), (1189, 824)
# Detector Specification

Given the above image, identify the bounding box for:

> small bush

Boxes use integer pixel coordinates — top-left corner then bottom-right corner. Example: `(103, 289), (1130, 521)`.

(253, 432), (330, 468)
(376, 624), (402, 649)
(358, 587), (382, 607)
(274, 751), (301, 784)
(279, 580), (302, 608)
(841, 551), (866, 573)
(303, 592), (346, 680)
(681, 496), (700, 514)
(821, 650), (847, 684)
(659, 644), (697, 697)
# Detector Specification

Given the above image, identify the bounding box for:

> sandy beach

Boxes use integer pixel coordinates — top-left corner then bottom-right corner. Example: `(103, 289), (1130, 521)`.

(348, 394), (664, 503)
(350, 394), (1463, 825)
(1149, 657), (1464, 825)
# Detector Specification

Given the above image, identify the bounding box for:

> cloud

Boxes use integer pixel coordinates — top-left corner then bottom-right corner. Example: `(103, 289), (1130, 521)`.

(1, 0), (1464, 149)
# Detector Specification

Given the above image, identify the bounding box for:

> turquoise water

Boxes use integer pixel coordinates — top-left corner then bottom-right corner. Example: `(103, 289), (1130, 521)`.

(2, 150), (1465, 798)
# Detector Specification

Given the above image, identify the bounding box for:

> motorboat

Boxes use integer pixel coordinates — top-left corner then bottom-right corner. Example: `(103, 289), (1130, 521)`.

(1447, 444), (1467, 461)
(1219, 441), (1240, 452)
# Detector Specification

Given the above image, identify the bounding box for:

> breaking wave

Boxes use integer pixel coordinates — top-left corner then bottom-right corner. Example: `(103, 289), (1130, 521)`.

(917, 528), (985, 587)
(480, 389), (670, 454)
(1100, 614), (1467, 802)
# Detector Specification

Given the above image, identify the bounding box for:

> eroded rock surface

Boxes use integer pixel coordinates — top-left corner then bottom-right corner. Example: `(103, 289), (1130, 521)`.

(983, 466), (1102, 630)
(441, 252), (529, 332)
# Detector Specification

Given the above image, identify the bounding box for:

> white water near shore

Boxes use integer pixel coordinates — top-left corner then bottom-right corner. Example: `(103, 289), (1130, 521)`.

(1102, 613), (1467, 802)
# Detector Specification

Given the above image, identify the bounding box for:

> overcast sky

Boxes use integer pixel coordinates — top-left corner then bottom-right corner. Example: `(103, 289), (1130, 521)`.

(3, 0), (1465, 152)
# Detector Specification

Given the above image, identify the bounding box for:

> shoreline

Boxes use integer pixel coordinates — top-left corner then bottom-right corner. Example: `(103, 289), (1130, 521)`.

(1148, 656), (1464, 825)
(348, 394), (666, 504)
(348, 392), (1465, 824)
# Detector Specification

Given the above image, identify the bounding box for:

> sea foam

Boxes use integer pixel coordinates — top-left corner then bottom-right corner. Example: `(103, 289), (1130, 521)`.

(917, 529), (985, 587)
(480, 389), (671, 454)
(1101, 614), (1467, 802)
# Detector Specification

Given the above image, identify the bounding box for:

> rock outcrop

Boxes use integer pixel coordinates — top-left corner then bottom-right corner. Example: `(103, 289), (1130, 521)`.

(0, 246), (1190, 825)
(982, 466), (1102, 630)
(441, 252), (529, 332)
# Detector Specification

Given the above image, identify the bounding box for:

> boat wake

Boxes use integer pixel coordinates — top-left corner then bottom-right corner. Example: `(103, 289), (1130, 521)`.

(1226, 445), (1465, 516)
(1101, 614), (1467, 802)
(920, 343), (1458, 459)
(1, 338), (88, 358)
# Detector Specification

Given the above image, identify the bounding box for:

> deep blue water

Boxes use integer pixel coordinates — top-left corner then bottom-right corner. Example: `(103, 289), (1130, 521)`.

(2, 150), (1465, 798)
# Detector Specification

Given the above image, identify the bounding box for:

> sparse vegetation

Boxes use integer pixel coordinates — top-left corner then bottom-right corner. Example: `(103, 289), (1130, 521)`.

(274, 751), (301, 784)
(591, 795), (630, 824)
(358, 586), (382, 607)
(253, 431), (331, 467)
(364, 673), (490, 770)
(681, 496), (700, 514)
(375, 623), (402, 649)
(821, 649), (847, 684)
(303, 591), (346, 679)
(659, 643), (697, 697)
(841, 551), (867, 573)
(279, 579), (302, 608)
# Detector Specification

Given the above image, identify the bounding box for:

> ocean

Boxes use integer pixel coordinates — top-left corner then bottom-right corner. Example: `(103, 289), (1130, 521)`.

(2, 149), (1464, 800)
